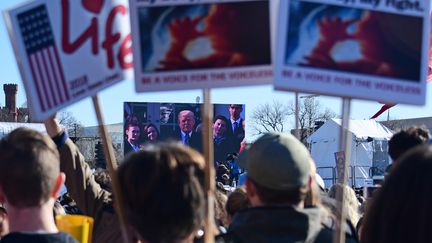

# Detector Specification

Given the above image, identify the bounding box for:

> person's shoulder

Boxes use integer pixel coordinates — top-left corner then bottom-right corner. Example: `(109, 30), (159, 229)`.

(215, 231), (242, 243)
(1, 232), (78, 243)
(314, 226), (358, 243)
(47, 232), (77, 243)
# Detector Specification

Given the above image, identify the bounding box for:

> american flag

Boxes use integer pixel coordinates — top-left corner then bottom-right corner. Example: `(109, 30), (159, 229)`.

(18, 5), (70, 112)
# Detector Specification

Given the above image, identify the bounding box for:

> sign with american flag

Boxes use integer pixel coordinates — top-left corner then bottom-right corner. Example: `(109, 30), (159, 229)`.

(3, 0), (132, 121)
(18, 5), (70, 112)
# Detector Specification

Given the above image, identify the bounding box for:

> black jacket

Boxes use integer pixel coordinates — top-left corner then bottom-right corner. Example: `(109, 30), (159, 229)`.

(217, 206), (358, 243)
(214, 136), (235, 164)
(226, 118), (245, 153)
(123, 139), (135, 156)
(168, 130), (203, 153)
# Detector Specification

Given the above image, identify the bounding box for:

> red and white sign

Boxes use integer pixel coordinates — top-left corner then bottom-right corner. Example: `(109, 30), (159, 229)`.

(4, 0), (132, 121)
(274, 0), (430, 105)
(129, 0), (273, 92)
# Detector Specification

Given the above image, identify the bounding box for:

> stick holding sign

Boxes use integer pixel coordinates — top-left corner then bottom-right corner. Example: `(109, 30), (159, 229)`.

(333, 98), (352, 243)
(92, 96), (130, 243)
(202, 89), (216, 243)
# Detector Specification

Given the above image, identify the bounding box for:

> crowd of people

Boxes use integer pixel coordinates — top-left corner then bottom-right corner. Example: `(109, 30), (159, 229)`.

(0, 114), (431, 242)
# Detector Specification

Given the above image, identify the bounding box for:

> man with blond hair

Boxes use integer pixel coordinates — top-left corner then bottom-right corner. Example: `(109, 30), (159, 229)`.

(168, 110), (202, 152)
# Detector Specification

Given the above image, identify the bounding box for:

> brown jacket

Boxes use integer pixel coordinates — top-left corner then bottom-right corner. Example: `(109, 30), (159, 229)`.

(59, 138), (122, 243)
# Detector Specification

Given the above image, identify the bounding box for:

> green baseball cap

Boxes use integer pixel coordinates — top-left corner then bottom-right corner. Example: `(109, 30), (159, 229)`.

(238, 132), (312, 190)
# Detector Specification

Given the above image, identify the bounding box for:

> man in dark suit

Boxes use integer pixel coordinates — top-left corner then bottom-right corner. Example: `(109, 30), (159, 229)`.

(226, 104), (245, 153)
(124, 121), (141, 155)
(170, 110), (202, 152)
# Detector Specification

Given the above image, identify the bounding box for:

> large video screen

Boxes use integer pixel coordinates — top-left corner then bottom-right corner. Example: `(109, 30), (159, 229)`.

(123, 102), (245, 164)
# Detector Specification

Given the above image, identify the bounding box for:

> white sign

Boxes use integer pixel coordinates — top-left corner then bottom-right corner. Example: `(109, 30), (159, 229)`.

(275, 0), (429, 105)
(4, 0), (133, 121)
(129, 0), (273, 92)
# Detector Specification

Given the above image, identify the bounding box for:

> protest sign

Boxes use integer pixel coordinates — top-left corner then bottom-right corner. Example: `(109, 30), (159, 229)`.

(275, 0), (429, 105)
(129, 0), (272, 92)
(3, 0), (133, 121)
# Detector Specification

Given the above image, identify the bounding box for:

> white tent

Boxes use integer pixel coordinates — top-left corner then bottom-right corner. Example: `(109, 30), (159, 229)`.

(307, 119), (393, 188)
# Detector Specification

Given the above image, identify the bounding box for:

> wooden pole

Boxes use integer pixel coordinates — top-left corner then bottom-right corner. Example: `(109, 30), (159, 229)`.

(333, 97), (352, 243)
(202, 89), (215, 243)
(92, 95), (129, 243)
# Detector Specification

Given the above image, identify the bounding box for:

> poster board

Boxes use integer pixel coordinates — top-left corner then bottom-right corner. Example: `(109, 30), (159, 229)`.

(123, 102), (246, 164)
(334, 151), (346, 183)
(129, 0), (273, 92)
(275, 0), (429, 105)
(3, 0), (132, 121)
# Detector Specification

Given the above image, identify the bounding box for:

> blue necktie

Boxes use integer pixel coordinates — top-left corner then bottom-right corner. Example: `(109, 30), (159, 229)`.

(233, 121), (239, 134)
(185, 133), (190, 145)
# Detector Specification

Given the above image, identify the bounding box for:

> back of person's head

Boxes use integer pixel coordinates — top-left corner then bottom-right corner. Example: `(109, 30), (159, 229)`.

(226, 187), (249, 219)
(0, 128), (60, 208)
(118, 142), (206, 242)
(328, 183), (360, 227)
(239, 132), (312, 206)
(362, 144), (432, 243)
(214, 189), (228, 228)
(388, 127), (430, 161)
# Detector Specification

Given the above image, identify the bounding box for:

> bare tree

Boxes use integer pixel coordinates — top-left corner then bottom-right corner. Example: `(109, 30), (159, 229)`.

(57, 111), (83, 137)
(291, 97), (336, 144)
(250, 100), (292, 136)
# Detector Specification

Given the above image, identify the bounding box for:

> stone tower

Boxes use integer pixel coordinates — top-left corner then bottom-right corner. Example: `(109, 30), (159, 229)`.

(3, 84), (18, 122)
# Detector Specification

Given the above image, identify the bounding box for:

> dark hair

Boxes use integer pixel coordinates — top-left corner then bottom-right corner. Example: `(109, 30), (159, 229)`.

(125, 120), (140, 129)
(143, 123), (160, 141)
(0, 128), (60, 207)
(214, 115), (229, 125)
(249, 178), (308, 205)
(0, 206), (6, 215)
(226, 187), (249, 217)
(388, 127), (430, 161)
(118, 142), (206, 242)
(229, 104), (243, 109)
(361, 144), (432, 243)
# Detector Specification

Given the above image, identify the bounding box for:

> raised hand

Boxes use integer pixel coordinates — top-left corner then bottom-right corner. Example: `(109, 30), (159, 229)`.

(167, 15), (205, 44)
(317, 17), (356, 42)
